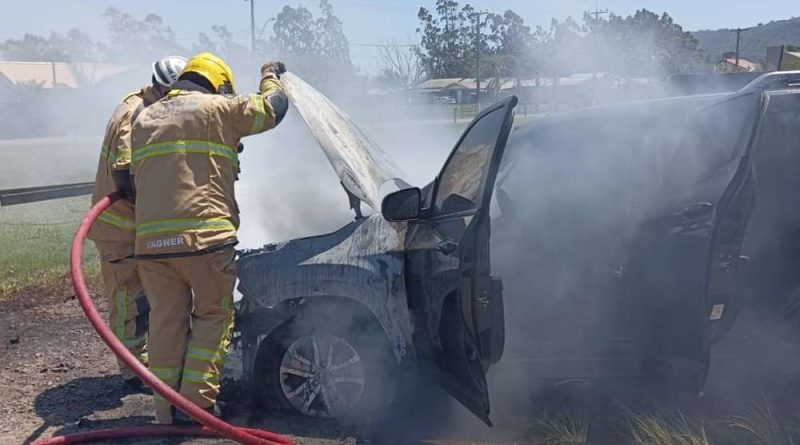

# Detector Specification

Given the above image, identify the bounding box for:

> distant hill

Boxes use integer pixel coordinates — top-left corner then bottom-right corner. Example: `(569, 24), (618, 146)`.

(693, 16), (800, 64)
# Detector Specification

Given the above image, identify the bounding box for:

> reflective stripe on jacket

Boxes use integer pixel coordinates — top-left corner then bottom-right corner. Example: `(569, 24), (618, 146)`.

(131, 73), (286, 256)
(88, 86), (160, 261)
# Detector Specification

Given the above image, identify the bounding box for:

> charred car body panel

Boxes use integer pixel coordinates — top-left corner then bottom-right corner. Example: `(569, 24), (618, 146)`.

(236, 215), (413, 365)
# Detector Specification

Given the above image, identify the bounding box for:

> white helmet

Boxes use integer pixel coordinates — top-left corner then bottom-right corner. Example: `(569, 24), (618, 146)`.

(152, 55), (188, 88)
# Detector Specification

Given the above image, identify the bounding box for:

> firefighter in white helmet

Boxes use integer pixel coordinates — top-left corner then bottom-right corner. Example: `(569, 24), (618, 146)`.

(87, 55), (188, 391)
(130, 52), (288, 424)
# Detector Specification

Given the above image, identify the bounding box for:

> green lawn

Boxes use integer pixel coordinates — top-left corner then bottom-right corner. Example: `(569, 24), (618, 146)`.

(0, 196), (101, 299)
(0, 137), (101, 299)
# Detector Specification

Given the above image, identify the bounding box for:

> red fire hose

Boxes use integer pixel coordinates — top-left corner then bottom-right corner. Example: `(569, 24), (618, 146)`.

(32, 192), (293, 445)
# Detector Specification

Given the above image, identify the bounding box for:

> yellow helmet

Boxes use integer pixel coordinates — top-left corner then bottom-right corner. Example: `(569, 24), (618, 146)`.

(181, 52), (235, 94)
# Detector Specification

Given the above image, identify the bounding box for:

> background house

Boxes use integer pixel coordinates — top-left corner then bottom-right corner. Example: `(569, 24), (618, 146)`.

(718, 52), (760, 72)
(0, 71), (13, 92)
(0, 61), (129, 89)
(766, 46), (800, 70)
(417, 78), (476, 104)
(0, 62), (132, 138)
(415, 73), (658, 110)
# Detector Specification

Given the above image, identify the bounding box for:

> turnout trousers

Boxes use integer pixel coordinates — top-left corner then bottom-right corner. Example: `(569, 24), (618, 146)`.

(137, 247), (236, 424)
(97, 247), (149, 381)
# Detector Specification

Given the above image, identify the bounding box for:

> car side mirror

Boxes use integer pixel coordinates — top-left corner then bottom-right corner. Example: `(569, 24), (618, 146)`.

(381, 187), (421, 222)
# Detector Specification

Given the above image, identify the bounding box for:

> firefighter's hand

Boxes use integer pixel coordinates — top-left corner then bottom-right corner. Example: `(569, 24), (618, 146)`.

(261, 61), (287, 79)
(237, 142), (244, 153)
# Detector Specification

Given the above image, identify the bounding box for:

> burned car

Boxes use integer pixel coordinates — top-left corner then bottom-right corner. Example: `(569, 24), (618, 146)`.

(229, 74), (515, 424)
(226, 71), (800, 424)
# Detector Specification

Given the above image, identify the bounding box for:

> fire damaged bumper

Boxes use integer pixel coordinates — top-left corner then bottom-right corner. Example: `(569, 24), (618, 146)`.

(228, 215), (415, 383)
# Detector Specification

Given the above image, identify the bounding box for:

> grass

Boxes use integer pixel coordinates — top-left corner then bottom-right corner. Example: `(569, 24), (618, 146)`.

(0, 137), (102, 299)
(536, 409), (589, 445)
(728, 395), (800, 445)
(0, 195), (100, 300)
(627, 411), (712, 445)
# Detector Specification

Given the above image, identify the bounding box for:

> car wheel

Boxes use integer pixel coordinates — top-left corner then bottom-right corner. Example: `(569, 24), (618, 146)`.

(255, 316), (394, 421)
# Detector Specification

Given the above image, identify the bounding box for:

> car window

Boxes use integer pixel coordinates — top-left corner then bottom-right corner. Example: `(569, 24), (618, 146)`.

(435, 107), (506, 215)
(743, 92), (800, 255)
(666, 93), (760, 187)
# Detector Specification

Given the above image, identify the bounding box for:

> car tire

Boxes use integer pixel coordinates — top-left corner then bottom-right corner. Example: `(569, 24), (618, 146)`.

(254, 311), (395, 422)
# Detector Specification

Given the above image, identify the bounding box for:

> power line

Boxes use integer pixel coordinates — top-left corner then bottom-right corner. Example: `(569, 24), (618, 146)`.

(331, 1), (418, 10)
(350, 43), (417, 47)
(585, 1), (609, 22)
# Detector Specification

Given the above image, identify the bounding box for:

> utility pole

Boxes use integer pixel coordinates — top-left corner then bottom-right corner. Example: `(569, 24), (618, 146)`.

(585, 2), (608, 103)
(246, 0), (256, 54)
(472, 11), (489, 110)
(735, 28), (741, 72)
(731, 27), (750, 72)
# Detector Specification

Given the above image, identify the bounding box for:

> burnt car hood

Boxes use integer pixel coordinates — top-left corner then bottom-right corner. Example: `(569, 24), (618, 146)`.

(282, 72), (412, 211)
(237, 214), (406, 310)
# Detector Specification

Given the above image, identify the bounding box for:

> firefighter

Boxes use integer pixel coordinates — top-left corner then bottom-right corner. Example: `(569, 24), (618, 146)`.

(130, 52), (288, 424)
(88, 55), (188, 391)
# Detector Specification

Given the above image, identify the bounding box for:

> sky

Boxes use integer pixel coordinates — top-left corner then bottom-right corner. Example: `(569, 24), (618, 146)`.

(0, 0), (796, 73)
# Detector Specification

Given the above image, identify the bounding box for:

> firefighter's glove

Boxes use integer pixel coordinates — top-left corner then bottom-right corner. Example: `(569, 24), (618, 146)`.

(237, 142), (244, 153)
(261, 61), (287, 79)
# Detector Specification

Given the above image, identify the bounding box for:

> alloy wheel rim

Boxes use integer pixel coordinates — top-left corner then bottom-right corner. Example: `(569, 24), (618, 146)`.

(279, 334), (366, 417)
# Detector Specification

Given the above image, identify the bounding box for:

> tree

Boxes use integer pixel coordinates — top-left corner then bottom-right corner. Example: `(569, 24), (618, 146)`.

(316, 0), (350, 64)
(584, 9), (711, 77)
(415, 4), (711, 81)
(0, 34), (66, 61)
(416, 1), (473, 78)
(102, 7), (186, 63)
(194, 25), (249, 61)
(270, 0), (350, 63)
(486, 10), (536, 78)
(272, 5), (318, 56)
(378, 41), (421, 89)
(269, 0), (353, 96)
(52, 29), (98, 61)
(416, 1), (539, 80)
(0, 29), (97, 62)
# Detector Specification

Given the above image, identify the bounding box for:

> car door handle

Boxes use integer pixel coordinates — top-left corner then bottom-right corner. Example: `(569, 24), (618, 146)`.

(437, 240), (459, 255)
(679, 202), (714, 220)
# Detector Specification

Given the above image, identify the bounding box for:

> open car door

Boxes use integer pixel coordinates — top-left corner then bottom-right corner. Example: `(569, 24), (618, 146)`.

(625, 91), (763, 393)
(405, 96), (517, 425)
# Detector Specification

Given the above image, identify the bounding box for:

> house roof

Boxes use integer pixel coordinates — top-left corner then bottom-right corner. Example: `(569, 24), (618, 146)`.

(720, 58), (760, 72)
(419, 72), (623, 91)
(0, 61), (129, 88)
(516, 72), (616, 88)
(419, 77), (461, 90)
(0, 71), (13, 90)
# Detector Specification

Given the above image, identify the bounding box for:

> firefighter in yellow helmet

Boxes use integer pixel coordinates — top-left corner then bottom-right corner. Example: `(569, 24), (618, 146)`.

(88, 55), (188, 391)
(130, 52), (288, 424)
